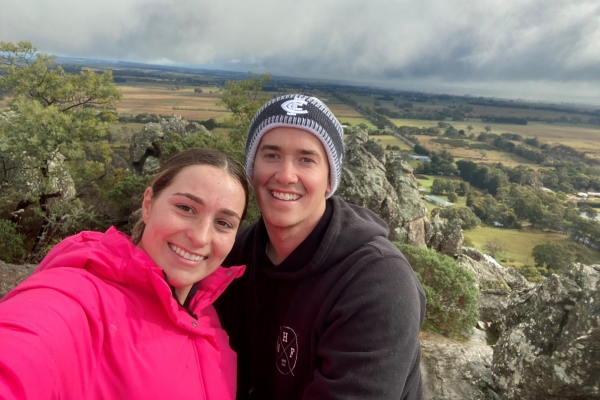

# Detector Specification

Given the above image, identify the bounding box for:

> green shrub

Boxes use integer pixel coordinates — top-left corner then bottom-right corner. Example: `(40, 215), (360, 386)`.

(517, 265), (546, 283)
(0, 219), (26, 263)
(480, 280), (510, 291)
(396, 243), (479, 339)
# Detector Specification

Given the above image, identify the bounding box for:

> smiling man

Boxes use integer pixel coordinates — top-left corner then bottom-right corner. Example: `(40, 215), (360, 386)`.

(215, 94), (426, 400)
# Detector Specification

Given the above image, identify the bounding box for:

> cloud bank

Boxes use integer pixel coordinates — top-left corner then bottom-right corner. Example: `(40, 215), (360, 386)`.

(2, 0), (599, 103)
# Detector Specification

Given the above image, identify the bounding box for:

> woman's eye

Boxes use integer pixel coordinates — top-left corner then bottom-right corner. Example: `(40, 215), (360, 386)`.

(177, 204), (194, 214)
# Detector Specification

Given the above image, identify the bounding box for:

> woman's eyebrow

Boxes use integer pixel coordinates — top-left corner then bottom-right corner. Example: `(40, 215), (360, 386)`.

(173, 192), (241, 220)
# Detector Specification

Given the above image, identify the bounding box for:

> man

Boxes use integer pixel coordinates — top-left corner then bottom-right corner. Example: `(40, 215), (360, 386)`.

(215, 94), (425, 399)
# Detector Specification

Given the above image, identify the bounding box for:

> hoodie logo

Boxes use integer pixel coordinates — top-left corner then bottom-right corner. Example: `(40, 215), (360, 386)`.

(276, 326), (298, 375)
(281, 98), (308, 116)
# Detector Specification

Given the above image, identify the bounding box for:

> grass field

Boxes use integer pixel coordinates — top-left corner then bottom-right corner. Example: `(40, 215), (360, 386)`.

(414, 175), (600, 267)
(463, 226), (599, 267)
(371, 135), (413, 151)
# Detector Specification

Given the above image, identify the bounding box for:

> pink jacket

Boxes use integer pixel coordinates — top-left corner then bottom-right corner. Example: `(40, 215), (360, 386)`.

(0, 227), (244, 399)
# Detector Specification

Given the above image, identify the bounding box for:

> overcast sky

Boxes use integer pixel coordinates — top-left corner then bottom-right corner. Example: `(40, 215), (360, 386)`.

(2, 0), (600, 105)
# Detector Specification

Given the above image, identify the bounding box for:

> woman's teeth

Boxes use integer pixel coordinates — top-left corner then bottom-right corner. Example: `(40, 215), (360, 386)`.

(169, 244), (205, 261)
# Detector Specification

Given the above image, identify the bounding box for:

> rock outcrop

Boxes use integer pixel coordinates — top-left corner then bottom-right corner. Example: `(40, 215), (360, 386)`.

(491, 263), (600, 399)
(337, 131), (428, 243)
(129, 115), (210, 175)
(421, 329), (498, 400)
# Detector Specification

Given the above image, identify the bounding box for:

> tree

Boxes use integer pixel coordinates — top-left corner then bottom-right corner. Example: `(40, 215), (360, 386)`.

(431, 206), (480, 230)
(217, 72), (272, 225)
(0, 41), (122, 256)
(396, 243), (479, 339)
(217, 72), (271, 151)
(466, 125), (473, 133)
(414, 144), (429, 155)
(484, 125), (492, 133)
(447, 191), (458, 203)
(531, 242), (573, 274)
(580, 205), (598, 220)
(484, 238), (506, 258)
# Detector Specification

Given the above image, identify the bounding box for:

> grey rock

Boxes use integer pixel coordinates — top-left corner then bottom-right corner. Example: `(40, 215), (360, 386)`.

(426, 214), (464, 256)
(0, 261), (36, 299)
(129, 115), (210, 175)
(491, 263), (600, 399)
(421, 329), (499, 400)
(337, 131), (428, 244)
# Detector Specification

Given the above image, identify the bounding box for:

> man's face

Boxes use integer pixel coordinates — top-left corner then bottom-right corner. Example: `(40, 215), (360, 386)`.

(252, 127), (330, 234)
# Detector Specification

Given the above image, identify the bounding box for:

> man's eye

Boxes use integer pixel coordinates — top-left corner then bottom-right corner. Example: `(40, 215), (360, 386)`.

(216, 220), (234, 229)
(265, 153), (279, 159)
(300, 157), (314, 163)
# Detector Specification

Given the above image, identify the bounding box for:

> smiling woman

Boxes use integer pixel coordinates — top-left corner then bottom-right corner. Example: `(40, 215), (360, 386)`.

(0, 148), (249, 399)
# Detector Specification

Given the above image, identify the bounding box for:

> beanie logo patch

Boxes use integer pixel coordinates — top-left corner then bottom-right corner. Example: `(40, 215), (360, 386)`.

(281, 97), (309, 116)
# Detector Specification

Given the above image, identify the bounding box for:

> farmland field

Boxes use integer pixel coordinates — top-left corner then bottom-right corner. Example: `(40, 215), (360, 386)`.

(371, 135), (413, 151)
(115, 84), (230, 121)
(463, 226), (599, 268)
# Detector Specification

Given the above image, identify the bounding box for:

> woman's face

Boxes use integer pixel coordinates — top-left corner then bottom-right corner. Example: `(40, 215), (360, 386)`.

(138, 164), (246, 301)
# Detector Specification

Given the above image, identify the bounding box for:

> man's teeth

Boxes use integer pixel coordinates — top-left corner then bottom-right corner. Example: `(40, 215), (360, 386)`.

(271, 191), (299, 201)
(169, 244), (205, 261)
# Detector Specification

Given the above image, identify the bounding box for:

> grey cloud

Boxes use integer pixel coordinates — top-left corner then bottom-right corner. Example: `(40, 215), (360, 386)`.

(1, 0), (600, 102)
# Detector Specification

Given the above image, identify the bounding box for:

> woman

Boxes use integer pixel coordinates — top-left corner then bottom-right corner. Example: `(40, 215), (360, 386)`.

(0, 148), (248, 399)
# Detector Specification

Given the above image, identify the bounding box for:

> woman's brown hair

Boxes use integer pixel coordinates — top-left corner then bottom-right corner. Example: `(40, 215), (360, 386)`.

(131, 148), (249, 244)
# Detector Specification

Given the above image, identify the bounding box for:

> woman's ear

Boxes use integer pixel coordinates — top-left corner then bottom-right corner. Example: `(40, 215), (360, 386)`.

(141, 187), (154, 223)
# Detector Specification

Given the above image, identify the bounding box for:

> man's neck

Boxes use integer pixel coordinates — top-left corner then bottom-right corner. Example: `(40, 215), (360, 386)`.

(263, 210), (326, 265)
(264, 224), (312, 265)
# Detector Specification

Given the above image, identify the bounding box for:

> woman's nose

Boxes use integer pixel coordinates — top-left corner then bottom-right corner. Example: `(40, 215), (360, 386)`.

(188, 219), (211, 247)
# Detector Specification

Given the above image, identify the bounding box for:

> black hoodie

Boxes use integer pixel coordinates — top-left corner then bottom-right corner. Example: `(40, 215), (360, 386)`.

(215, 196), (426, 399)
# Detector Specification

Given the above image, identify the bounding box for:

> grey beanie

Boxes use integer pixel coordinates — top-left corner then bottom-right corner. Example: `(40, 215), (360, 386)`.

(245, 94), (345, 198)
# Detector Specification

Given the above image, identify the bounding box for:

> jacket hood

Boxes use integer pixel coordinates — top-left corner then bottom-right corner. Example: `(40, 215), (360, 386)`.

(260, 196), (390, 279)
(36, 227), (245, 320)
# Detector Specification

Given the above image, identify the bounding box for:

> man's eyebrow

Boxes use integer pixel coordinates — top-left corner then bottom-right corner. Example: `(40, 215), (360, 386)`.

(258, 144), (280, 152)
(173, 192), (241, 220)
(259, 144), (322, 158)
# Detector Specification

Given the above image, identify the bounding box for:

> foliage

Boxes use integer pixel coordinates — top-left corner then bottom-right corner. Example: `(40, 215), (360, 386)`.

(517, 265), (546, 283)
(531, 242), (572, 274)
(467, 193), (520, 228)
(447, 191), (457, 202)
(103, 172), (150, 222)
(217, 72), (271, 151)
(480, 280), (510, 291)
(396, 243), (479, 339)
(0, 219), (26, 263)
(431, 206), (481, 230)
(0, 41), (121, 257)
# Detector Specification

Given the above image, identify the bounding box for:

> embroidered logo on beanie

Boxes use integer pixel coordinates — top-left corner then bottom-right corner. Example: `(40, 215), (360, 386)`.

(245, 94), (345, 198)
(281, 97), (309, 116)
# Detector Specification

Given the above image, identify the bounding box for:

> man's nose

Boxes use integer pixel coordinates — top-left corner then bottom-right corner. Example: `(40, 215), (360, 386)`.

(275, 159), (298, 185)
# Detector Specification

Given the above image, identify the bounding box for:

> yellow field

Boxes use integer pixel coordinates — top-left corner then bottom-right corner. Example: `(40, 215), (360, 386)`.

(415, 136), (538, 168)
(390, 117), (600, 159)
(115, 84), (230, 121)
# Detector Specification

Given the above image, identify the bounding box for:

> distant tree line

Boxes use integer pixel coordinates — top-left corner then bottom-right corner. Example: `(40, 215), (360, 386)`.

(480, 115), (528, 125)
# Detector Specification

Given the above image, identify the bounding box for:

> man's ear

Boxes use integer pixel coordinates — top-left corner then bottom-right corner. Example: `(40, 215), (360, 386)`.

(141, 187), (154, 223)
